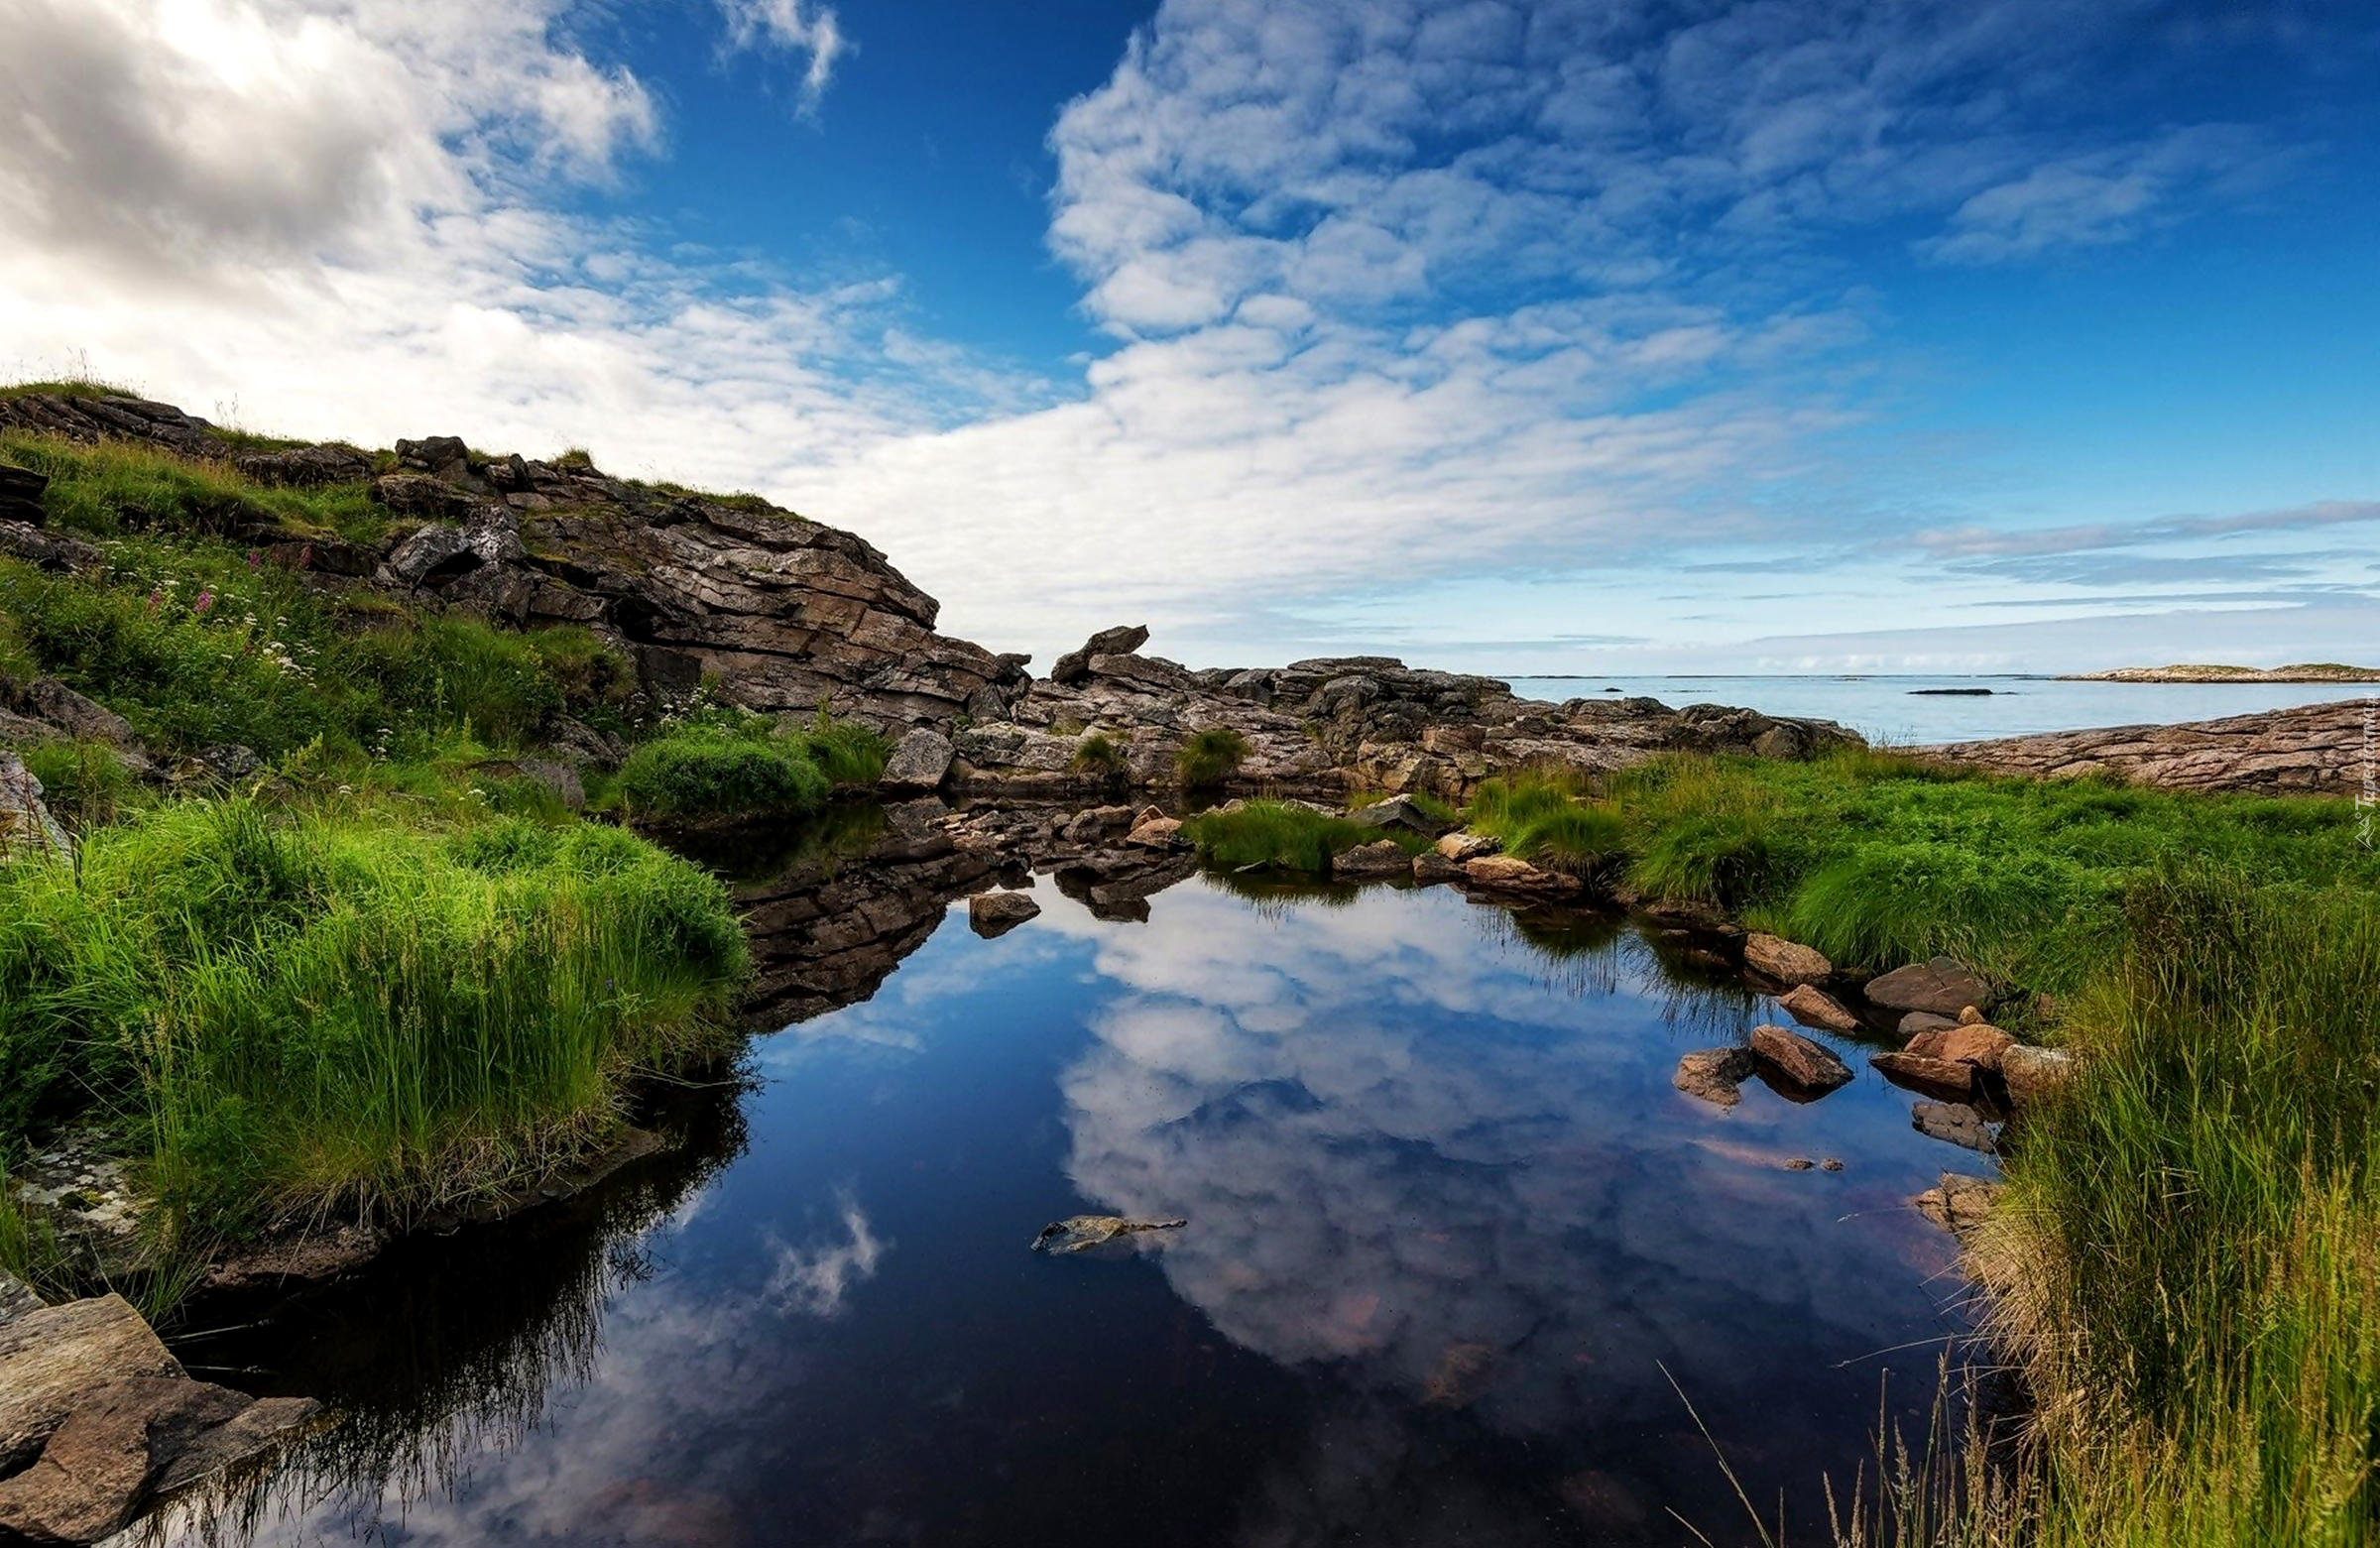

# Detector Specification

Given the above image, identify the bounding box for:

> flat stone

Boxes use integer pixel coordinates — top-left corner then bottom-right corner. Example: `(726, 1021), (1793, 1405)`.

(880, 728), (956, 790)
(1897, 1011), (1959, 1037)
(1411, 851), (1464, 884)
(967, 890), (1040, 937)
(1743, 933), (1831, 986)
(1911, 1101), (2000, 1153)
(1673, 1047), (1754, 1108)
(1462, 855), (1582, 894)
(1778, 983), (1858, 1033)
(0, 1296), (183, 1476)
(1871, 1050), (1975, 1100)
(1748, 1023), (1853, 1093)
(1866, 957), (1990, 1019)
(1435, 831), (1501, 862)
(1124, 816), (1184, 849)
(1904, 1022), (2015, 1072)
(1332, 840), (1412, 879)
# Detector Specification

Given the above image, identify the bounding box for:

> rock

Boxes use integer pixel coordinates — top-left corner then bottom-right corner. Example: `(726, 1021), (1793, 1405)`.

(0, 752), (71, 862)
(1914, 1173), (2002, 1238)
(1412, 851), (1464, 885)
(1050, 625), (1150, 685)
(475, 756), (584, 810)
(0, 1375), (320, 1544)
(0, 464), (49, 525)
(1463, 855), (1583, 894)
(187, 745), (263, 783)
(0, 1272), (40, 1327)
(1635, 895), (1741, 937)
(1348, 793), (1449, 837)
(544, 716), (629, 773)
(1061, 804), (1135, 844)
(0, 522), (102, 573)
(881, 728), (956, 791)
(1332, 840), (1412, 879)
(1124, 816), (1185, 849)
(1870, 1051), (1975, 1100)
(0, 679), (140, 755)
(1133, 804), (1166, 827)
(1778, 983), (1859, 1033)
(0, 1296), (183, 1475)
(233, 443), (372, 487)
(1925, 700), (2371, 796)
(1435, 830), (1501, 862)
(1866, 957), (1990, 1019)
(1743, 933), (1831, 986)
(967, 890), (1040, 937)
(1673, 1047), (1754, 1108)
(1911, 1101), (2000, 1153)
(1904, 1022), (2015, 1072)
(1030, 1214), (1184, 1253)
(2000, 1043), (2078, 1104)
(1748, 1024), (1853, 1093)
(1898, 1011), (1959, 1037)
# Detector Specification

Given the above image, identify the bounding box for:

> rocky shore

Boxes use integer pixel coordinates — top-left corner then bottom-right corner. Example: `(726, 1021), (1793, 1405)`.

(2059, 662), (2379, 683)
(1922, 698), (2369, 795)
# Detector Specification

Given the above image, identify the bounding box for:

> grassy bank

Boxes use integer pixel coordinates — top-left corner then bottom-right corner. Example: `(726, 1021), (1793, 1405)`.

(1184, 754), (2380, 1540)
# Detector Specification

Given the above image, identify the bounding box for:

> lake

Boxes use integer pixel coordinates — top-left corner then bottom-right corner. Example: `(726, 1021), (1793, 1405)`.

(147, 868), (1989, 1548)
(1514, 674), (2375, 744)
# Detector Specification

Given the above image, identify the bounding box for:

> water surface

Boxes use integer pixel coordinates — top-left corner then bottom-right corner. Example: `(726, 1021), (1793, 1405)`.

(152, 876), (1988, 1547)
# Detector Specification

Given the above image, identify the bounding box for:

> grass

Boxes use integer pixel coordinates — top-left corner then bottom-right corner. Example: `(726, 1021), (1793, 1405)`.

(1176, 726), (1250, 788)
(792, 709), (892, 785)
(1467, 771), (1627, 880)
(0, 800), (747, 1240)
(1072, 730), (1129, 785)
(619, 719), (830, 820)
(3, 430), (387, 545)
(1180, 799), (1415, 873)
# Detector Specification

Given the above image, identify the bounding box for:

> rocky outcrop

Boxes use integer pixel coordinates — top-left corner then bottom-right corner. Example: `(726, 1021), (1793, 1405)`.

(953, 631), (1861, 798)
(967, 890), (1040, 937)
(0, 751), (69, 861)
(2059, 663), (2379, 683)
(1928, 700), (2370, 795)
(0, 465), (47, 525)
(0, 391), (1023, 733)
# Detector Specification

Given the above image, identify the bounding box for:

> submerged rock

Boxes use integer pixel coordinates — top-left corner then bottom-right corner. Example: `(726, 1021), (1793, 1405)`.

(1030, 1215), (1186, 1253)
(1914, 1172), (2003, 1238)
(1748, 1024), (1852, 1093)
(1333, 840), (1412, 879)
(1673, 1047), (1755, 1108)
(967, 890), (1040, 937)
(1911, 1101), (2000, 1153)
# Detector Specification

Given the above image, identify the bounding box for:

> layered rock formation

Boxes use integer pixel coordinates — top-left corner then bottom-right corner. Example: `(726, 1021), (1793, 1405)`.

(952, 631), (1862, 798)
(0, 392), (1024, 731)
(1928, 699), (2371, 795)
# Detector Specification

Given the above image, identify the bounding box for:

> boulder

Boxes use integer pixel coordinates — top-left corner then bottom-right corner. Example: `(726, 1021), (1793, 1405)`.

(0, 522), (102, 573)
(0, 1375), (320, 1544)
(0, 1272), (40, 1327)
(1777, 983), (1859, 1033)
(1061, 805), (1135, 844)
(1904, 1022), (2016, 1072)
(1911, 1101), (1999, 1153)
(967, 891), (1041, 938)
(1866, 957), (1990, 1019)
(880, 728), (956, 791)
(1743, 933), (1831, 986)
(1463, 855), (1583, 894)
(233, 443), (373, 487)
(1411, 851), (1464, 885)
(1349, 794), (1450, 837)
(1897, 1011), (1959, 1038)
(1435, 831), (1501, 862)
(1870, 1051), (1975, 1100)
(0, 1296), (183, 1475)
(1748, 1023), (1853, 1093)
(1124, 816), (1184, 849)
(476, 756), (584, 811)
(0, 751), (70, 862)
(1050, 625), (1150, 685)
(187, 745), (263, 783)
(1914, 1173), (2002, 1238)
(2000, 1043), (2078, 1104)
(1332, 840), (1412, 879)
(1673, 1047), (1755, 1108)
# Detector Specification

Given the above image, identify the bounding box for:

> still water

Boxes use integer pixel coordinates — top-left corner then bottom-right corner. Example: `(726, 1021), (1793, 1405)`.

(151, 877), (1985, 1548)
(1517, 673), (2375, 744)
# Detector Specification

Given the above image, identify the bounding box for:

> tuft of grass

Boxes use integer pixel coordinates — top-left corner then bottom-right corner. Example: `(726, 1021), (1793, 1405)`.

(791, 707), (892, 786)
(0, 801), (747, 1238)
(1072, 730), (1130, 785)
(1466, 770), (1630, 885)
(1176, 726), (1251, 789)
(618, 723), (829, 820)
(1181, 800), (1384, 873)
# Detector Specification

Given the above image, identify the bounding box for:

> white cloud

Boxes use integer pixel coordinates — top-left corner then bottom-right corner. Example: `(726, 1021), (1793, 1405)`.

(715, 0), (848, 106)
(767, 1190), (887, 1317)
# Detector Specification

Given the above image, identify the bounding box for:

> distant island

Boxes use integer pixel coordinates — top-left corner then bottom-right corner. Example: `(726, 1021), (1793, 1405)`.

(2059, 662), (2380, 684)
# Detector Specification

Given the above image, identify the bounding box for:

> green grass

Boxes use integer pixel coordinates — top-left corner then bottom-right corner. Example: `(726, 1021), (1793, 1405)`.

(1072, 730), (1129, 784)
(1466, 772), (1628, 880)
(1181, 800), (1382, 872)
(791, 710), (892, 785)
(1176, 726), (1250, 788)
(0, 800), (747, 1239)
(618, 721), (830, 820)
(3, 430), (386, 545)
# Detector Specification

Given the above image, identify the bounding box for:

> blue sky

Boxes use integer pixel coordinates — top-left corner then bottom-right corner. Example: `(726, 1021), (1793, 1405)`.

(2, 0), (2376, 673)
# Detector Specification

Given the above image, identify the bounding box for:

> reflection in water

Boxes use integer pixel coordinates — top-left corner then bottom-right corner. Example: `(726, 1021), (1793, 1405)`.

(136, 866), (1979, 1548)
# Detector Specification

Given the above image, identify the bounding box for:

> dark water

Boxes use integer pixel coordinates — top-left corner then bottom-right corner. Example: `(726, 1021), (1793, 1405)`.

(145, 875), (1988, 1548)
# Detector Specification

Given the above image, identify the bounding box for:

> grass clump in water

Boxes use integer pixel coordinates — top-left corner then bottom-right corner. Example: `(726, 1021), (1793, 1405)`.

(1181, 800), (1377, 873)
(1467, 769), (1629, 882)
(1176, 726), (1250, 789)
(0, 800), (747, 1237)
(619, 717), (830, 820)
(791, 708), (892, 785)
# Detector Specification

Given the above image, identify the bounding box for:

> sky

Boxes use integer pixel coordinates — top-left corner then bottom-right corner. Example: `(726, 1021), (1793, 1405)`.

(2, 0), (2376, 674)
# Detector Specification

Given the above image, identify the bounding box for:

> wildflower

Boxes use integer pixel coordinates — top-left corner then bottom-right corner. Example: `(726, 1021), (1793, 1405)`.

(193, 589), (215, 616)
(247, 549), (261, 568)
(147, 587), (164, 611)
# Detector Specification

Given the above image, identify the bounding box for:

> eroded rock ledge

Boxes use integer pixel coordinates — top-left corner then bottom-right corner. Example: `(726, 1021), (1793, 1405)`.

(1926, 699), (2371, 796)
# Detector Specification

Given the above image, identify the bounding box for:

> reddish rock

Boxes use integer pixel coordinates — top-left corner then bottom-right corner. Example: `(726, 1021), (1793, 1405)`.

(1463, 855), (1582, 894)
(1904, 1022), (2016, 1072)
(1743, 932), (1831, 986)
(1673, 1048), (1755, 1108)
(1778, 983), (1858, 1033)
(1865, 957), (1989, 1019)
(1871, 1051), (1975, 1100)
(1748, 1024), (1853, 1093)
